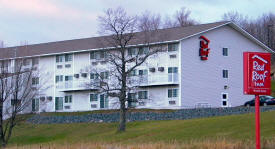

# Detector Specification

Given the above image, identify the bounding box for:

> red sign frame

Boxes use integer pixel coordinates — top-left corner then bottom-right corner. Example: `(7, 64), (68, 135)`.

(243, 52), (271, 95)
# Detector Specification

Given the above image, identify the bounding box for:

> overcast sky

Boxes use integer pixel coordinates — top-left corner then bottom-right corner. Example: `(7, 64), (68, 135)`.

(0, 0), (274, 47)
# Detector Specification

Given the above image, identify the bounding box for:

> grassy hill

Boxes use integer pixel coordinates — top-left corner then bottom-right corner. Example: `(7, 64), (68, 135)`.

(7, 110), (275, 149)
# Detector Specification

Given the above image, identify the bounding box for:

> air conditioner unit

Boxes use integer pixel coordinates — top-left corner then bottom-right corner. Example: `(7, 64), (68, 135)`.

(65, 64), (71, 68)
(158, 67), (164, 72)
(57, 65), (63, 69)
(100, 61), (107, 65)
(169, 54), (177, 58)
(74, 74), (79, 78)
(91, 104), (97, 108)
(138, 102), (145, 106)
(81, 73), (87, 78)
(149, 67), (155, 72)
(40, 96), (46, 101)
(169, 100), (176, 105)
(64, 106), (71, 109)
(47, 96), (52, 101)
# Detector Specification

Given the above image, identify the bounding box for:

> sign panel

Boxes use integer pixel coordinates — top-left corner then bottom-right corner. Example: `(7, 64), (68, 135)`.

(199, 36), (210, 60)
(243, 52), (271, 95)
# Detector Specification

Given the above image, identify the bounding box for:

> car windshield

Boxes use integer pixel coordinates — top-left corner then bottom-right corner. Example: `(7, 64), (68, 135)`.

(264, 96), (274, 99)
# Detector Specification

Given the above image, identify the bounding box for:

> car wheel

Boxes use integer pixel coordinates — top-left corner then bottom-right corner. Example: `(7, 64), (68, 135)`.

(263, 103), (267, 106)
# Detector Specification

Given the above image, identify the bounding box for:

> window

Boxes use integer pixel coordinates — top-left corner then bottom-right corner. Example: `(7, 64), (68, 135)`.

(32, 58), (39, 66)
(32, 77), (39, 85)
(128, 48), (138, 56)
(90, 94), (98, 101)
(168, 43), (179, 52)
(128, 93), (137, 108)
(23, 59), (30, 66)
(128, 93), (137, 101)
(223, 70), (228, 78)
(56, 55), (63, 63)
(168, 89), (178, 98)
(90, 51), (107, 60)
(11, 99), (21, 106)
(138, 91), (148, 99)
(100, 71), (109, 79)
(55, 97), (63, 110)
(138, 69), (148, 76)
(64, 95), (72, 103)
(55, 75), (63, 83)
(129, 69), (137, 77)
(138, 47), (149, 55)
(65, 76), (73, 81)
(90, 73), (99, 80)
(65, 54), (73, 62)
(222, 101), (227, 106)
(222, 93), (227, 99)
(221, 93), (228, 107)
(32, 98), (39, 112)
(223, 48), (228, 56)
(168, 67), (178, 73)
(100, 94), (108, 108)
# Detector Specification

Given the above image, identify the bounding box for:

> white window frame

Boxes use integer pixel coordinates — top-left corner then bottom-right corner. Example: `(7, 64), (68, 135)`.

(168, 43), (179, 52)
(64, 95), (73, 104)
(168, 88), (178, 98)
(221, 93), (229, 107)
(222, 69), (228, 78)
(222, 48), (228, 56)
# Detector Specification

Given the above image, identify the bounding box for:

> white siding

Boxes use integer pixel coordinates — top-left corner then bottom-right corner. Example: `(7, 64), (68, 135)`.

(180, 25), (267, 108)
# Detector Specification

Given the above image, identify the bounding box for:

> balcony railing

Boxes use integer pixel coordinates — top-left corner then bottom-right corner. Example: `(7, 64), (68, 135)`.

(56, 73), (179, 91)
(136, 73), (179, 86)
(56, 80), (100, 91)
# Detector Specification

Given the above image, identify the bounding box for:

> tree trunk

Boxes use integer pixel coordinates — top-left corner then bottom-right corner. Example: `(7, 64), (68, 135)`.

(118, 101), (126, 132)
(0, 101), (5, 148)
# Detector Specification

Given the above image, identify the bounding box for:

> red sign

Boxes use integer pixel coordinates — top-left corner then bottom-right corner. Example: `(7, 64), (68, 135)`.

(199, 36), (210, 60)
(243, 52), (271, 95)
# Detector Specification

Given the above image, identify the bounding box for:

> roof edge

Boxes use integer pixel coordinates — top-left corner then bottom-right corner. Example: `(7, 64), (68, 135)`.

(178, 21), (274, 53)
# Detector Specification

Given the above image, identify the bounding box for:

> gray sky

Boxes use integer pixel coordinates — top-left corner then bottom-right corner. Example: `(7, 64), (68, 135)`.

(0, 0), (274, 47)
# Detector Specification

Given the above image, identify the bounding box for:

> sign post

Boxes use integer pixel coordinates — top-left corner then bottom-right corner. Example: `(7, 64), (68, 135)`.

(243, 52), (271, 149)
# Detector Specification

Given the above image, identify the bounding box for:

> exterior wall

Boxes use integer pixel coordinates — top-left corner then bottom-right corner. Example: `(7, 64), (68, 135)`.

(2, 24), (270, 113)
(38, 56), (56, 112)
(34, 43), (181, 112)
(180, 25), (267, 108)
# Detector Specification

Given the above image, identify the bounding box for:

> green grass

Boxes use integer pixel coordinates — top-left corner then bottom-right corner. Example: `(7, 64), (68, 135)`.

(8, 110), (275, 146)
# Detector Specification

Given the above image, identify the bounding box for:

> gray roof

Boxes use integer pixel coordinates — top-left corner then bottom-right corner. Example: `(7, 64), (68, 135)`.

(1, 21), (270, 60)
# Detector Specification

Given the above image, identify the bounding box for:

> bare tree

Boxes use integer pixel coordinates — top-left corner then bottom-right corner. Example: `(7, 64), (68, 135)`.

(0, 47), (48, 147)
(222, 11), (275, 63)
(163, 7), (197, 28)
(138, 11), (161, 31)
(91, 7), (165, 132)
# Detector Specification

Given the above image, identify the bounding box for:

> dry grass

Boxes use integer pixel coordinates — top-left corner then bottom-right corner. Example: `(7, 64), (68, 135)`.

(6, 139), (275, 149)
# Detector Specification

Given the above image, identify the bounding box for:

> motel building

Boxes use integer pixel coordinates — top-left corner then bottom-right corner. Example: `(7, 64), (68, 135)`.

(0, 21), (273, 113)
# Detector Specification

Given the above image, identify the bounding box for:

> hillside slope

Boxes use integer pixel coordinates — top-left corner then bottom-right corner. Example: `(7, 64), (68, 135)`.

(9, 111), (275, 147)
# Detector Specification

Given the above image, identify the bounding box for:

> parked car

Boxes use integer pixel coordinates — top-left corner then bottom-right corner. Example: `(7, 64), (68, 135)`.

(244, 96), (275, 107)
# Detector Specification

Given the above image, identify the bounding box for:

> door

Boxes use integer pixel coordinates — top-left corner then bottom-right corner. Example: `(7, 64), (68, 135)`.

(55, 97), (63, 110)
(100, 94), (105, 108)
(100, 94), (108, 109)
(32, 98), (39, 112)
